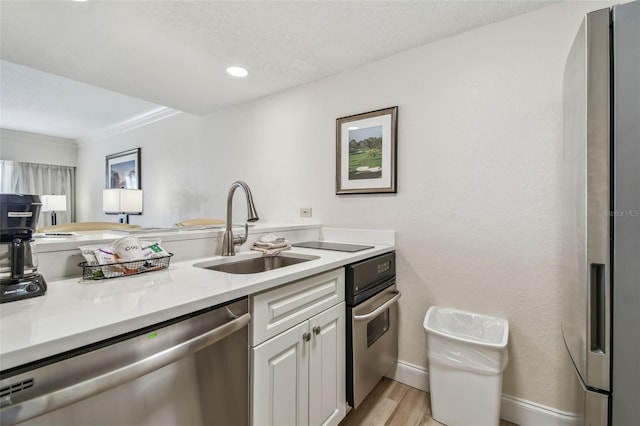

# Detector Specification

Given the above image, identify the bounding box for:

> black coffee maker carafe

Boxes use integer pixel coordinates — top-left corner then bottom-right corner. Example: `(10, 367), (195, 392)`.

(1, 194), (47, 303)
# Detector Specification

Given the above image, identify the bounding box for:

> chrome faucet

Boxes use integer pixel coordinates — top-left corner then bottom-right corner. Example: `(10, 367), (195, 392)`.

(222, 181), (260, 256)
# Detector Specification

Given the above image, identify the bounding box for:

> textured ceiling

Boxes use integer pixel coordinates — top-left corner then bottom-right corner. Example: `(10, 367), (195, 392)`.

(0, 0), (557, 139)
(0, 60), (163, 139)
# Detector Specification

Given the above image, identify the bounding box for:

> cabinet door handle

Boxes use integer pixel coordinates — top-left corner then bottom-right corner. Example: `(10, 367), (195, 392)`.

(312, 326), (321, 335)
(303, 332), (311, 342)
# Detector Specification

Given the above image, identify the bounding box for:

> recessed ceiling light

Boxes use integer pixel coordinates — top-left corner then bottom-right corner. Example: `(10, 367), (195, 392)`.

(226, 66), (248, 78)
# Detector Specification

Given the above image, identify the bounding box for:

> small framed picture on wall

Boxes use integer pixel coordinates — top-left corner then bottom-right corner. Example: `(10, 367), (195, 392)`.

(336, 106), (397, 194)
(106, 148), (141, 189)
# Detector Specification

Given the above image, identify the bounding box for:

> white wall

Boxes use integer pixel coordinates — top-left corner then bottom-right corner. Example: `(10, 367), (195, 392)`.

(0, 128), (78, 166)
(76, 1), (614, 413)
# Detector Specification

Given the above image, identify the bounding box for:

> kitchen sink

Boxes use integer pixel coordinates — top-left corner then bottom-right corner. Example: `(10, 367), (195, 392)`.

(194, 253), (320, 274)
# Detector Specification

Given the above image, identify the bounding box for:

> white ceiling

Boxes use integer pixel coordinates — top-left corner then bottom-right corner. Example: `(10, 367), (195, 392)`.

(0, 60), (164, 139)
(0, 0), (556, 140)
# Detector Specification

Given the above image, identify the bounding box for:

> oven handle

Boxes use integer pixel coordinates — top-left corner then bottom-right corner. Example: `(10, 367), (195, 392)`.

(354, 291), (401, 322)
(0, 312), (251, 425)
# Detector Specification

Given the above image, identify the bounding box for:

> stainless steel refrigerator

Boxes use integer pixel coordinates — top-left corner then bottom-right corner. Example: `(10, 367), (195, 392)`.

(561, 2), (639, 426)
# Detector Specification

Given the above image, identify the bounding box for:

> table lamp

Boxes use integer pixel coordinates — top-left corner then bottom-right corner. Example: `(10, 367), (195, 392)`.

(41, 195), (67, 226)
(103, 189), (143, 224)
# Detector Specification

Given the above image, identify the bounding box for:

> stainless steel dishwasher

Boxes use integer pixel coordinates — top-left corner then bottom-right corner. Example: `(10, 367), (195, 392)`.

(0, 297), (250, 426)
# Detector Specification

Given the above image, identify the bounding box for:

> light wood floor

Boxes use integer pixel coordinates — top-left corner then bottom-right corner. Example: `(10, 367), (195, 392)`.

(339, 378), (518, 426)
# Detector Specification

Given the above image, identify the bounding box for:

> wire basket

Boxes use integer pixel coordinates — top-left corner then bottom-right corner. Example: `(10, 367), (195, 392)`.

(78, 254), (173, 281)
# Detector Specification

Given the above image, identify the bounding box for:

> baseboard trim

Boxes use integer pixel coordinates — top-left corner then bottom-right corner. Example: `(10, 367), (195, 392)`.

(389, 359), (431, 393)
(500, 394), (581, 426)
(388, 360), (581, 426)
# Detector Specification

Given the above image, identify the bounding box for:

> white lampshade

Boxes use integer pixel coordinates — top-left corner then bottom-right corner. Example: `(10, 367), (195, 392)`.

(103, 189), (143, 213)
(41, 195), (67, 212)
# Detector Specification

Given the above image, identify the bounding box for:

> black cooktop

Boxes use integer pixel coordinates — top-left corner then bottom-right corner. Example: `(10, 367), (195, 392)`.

(292, 241), (374, 252)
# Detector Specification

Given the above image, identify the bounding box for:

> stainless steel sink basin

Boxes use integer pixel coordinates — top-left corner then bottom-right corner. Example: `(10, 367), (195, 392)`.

(194, 253), (320, 274)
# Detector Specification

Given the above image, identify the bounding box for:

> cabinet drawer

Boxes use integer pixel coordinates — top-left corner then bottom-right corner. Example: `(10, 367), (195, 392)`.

(251, 268), (345, 346)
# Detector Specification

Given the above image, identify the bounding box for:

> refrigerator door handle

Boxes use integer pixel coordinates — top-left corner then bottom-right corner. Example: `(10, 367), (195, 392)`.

(586, 259), (611, 391)
(589, 263), (606, 354)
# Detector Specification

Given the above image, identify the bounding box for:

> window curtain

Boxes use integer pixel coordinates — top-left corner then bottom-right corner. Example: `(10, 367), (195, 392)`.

(0, 160), (76, 228)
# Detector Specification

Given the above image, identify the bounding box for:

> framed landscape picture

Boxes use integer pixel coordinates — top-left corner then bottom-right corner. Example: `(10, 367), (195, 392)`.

(336, 106), (397, 194)
(106, 148), (141, 189)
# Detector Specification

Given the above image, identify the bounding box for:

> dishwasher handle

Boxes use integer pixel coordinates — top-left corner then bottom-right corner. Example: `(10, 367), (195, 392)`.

(354, 291), (401, 322)
(1, 312), (251, 425)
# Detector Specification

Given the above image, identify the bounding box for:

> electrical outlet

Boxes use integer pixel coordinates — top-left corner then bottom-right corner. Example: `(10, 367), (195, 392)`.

(300, 207), (312, 217)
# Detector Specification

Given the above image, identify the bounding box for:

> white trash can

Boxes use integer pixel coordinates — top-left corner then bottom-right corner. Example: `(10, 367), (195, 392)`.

(423, 306), (509, 426)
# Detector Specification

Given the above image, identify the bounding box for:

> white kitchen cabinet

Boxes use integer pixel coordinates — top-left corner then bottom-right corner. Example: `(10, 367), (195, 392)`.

(308, 303), (345, 426)
(250, 269), (346, 426)
(252, 321), (310, 426)
(251, 268), (344, 346)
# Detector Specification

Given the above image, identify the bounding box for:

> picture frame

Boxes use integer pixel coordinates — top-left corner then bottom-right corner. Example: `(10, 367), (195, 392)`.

(336, 106), (397, 194)
(106, 148), (141, 189)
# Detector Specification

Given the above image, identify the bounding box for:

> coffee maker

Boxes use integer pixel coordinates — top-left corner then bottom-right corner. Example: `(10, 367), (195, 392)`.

(1, 194), (47, 303)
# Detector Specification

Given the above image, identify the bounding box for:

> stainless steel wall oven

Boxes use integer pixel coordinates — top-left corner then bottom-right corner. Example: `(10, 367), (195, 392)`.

(345, 252), (400, 408)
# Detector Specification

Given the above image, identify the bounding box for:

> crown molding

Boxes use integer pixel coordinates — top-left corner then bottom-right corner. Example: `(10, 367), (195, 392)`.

(77, 107), (181, 145)
(0, 128), (77, 148)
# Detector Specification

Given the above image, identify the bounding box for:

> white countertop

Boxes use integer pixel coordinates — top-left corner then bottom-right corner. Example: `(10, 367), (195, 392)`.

(0, 236), (394, 371)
